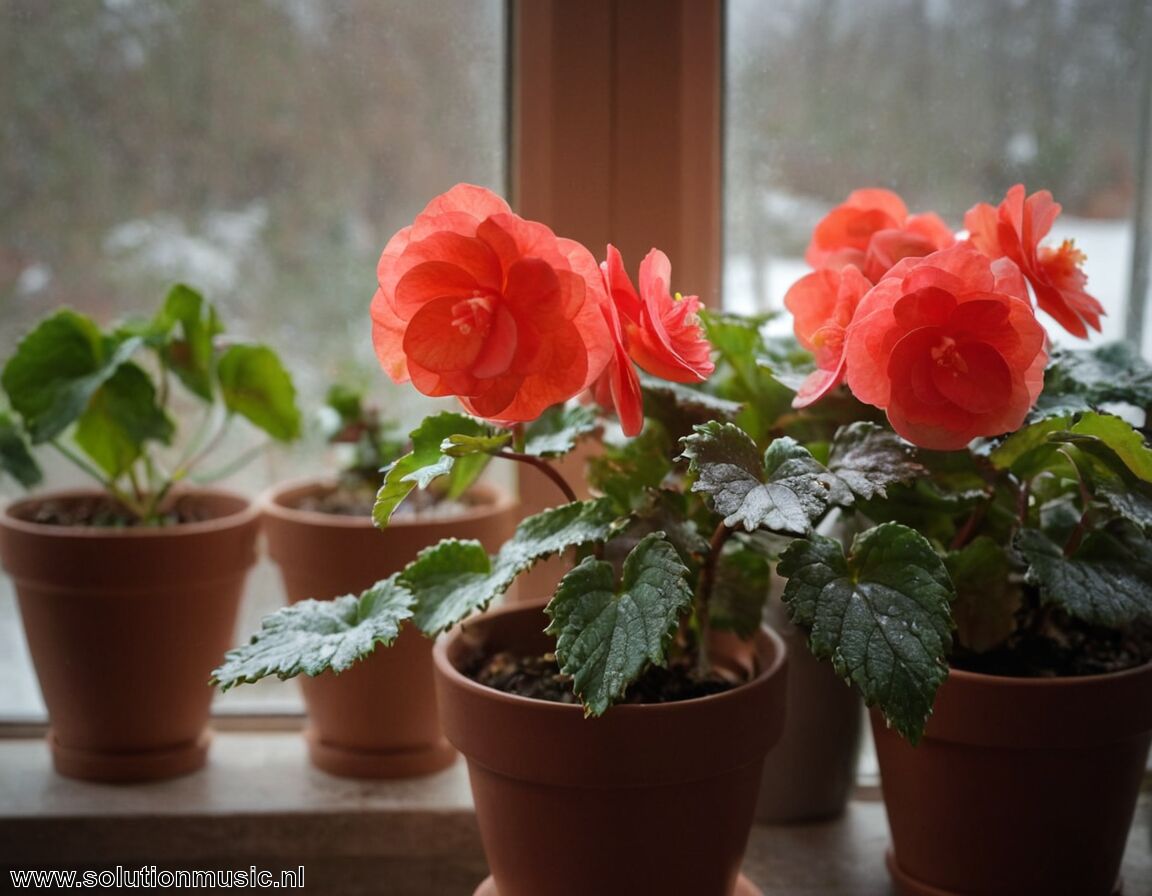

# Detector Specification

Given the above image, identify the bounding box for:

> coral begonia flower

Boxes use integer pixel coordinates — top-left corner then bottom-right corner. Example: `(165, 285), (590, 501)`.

(591, 297), (644, 437)
(964, 184), (1104, 338)
(806, 188), (954, 282)
(371, 184), (612, 423)
(602, 245), (715, 383)
(844, 244), (1047, 451)
(784, 265), (871, 407)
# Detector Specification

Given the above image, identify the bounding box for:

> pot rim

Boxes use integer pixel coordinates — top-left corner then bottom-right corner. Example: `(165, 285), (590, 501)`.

(433, 598), (788, 719)
(944, 658), (1152, 689)
(0, 486), (258, 539)
(260, 475), (515, 530)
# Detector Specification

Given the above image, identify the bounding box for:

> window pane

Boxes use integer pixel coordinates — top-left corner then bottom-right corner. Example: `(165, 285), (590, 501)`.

(0, 0), (506, 718)
(724, 0), (1149, 353)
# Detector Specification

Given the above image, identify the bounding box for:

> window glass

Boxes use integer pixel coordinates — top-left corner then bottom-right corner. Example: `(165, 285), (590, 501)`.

(0, 0), (506, 718)
(724, 0), (1149, 354)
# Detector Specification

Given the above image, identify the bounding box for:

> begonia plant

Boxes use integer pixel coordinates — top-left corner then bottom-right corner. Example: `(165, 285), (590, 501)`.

(214, 182), (1152, 743)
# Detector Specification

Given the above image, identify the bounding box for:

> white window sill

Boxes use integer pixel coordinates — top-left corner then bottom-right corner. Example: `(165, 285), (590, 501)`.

(2, 731), (1150, 895)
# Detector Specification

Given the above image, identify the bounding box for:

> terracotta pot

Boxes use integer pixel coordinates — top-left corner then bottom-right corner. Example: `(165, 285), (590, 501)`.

(0, 488), (259, 782)
(262, 478), (517, 778)
(754, 596), (861, 823)
(873, 662), (1152, 896)
(434, 601), (789, 896)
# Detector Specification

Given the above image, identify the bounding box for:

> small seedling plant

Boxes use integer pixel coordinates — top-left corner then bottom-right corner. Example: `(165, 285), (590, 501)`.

(0, 284), (300, 524)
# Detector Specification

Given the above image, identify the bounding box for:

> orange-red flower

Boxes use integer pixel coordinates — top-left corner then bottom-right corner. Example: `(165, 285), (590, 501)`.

(964, 184), (1104, 338)
(843, 244), (1047, 450)
(806, 188), (955, 282)
(371, 184), (612, 423)
(784, 265), (871, 407)
(592, 245), (714, 435)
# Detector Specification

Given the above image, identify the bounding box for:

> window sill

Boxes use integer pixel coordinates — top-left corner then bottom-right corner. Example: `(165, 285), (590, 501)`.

(2, 732), (1150, 895)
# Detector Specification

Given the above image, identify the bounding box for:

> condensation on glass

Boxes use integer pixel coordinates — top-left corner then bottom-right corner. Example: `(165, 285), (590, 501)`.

(724, 0), (1152, 355)
(0, 0), (506, 718)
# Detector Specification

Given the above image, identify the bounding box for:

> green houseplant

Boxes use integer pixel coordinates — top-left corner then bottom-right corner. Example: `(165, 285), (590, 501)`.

(260, 384), (517, 778)
(213, 185), (960, 896)
(0, 284), (300, 781)
(771, 184), (1152, 896)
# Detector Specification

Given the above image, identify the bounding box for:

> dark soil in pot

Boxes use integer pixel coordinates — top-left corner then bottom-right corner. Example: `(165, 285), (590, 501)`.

(472, 650), (736, 704)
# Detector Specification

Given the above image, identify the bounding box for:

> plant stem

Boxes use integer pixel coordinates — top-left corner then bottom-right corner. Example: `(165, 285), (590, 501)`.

(949, 501), (988, 551)
(496, 449), (578, 504)
(49, 440), (143, 518)
(694, 520), (734, 675)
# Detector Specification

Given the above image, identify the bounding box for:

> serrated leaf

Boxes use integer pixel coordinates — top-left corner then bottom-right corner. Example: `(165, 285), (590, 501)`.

(2, 310), (142, 443)
(399, 498), (620, 634)
(545, 533), (693, 716)
(1017, 525), (1152, 628)
(779, 523), (954, 743)
(711, 537), (772, 637)
(828, 422), (925, 500)
(945, 536), (1019, 653)
(1038, 342), (1152, 414)
(1095, 478), (1152, 530)
(628, 487), (710, 560)
(399, 539), (496, 635)
(211, 576), (415, 689)
(374, 412), (490, 525)
(681, 422), (849, 534)
(523, 403), (599, 457)
(217, 344), (300, 441)
(0, 411), (42, 488)
(152, 284), (222, 401)
(73, 362), (175, 477)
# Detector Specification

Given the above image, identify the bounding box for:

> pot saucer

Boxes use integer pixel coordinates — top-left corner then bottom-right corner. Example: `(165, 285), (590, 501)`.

(50, 728), (210, 783)
(304, 728), (456, 778)
(474, 872), (763, 896)
(886, 849), (1123, 896)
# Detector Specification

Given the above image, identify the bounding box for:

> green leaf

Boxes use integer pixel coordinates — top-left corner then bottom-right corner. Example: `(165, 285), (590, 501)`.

(989, 416), (1071, 477)
(325, 383), (364, 425)
(945, 536), (1019, 653)
(1016, 525), (1152, 628)
(545, 533), (693, 716)
(711, 536), (773, 637)
(640, 372), (744, 439)
(441, 432), (511, 458)
(1, 310), (142, 442)
(73, 362), (175, 477)
(779, 523), (954, 743)
(1060, 412), (1152, 484)
(399, 498), (620, 634)
(399, 539), (495, 635)
(217, 344), (300, 442)
(0, 411), (42, 488)
(681, 422), (850, 534)
(828, 422), (925, 500)
(151, 284), (222, 401)
(588, 421), (674, 512)
(523, 403), (599, 457)
(210, 576), (415, 689)
(373, 412), (490, 526)
(1037, 342), (1152, 415)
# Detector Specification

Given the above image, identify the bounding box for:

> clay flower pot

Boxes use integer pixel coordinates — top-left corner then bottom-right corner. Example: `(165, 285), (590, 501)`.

(261, 478), (517, 778)
(434, 601), (789, 896)
(0, 488), (259, 782)
(873, 662), (1152, 896)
